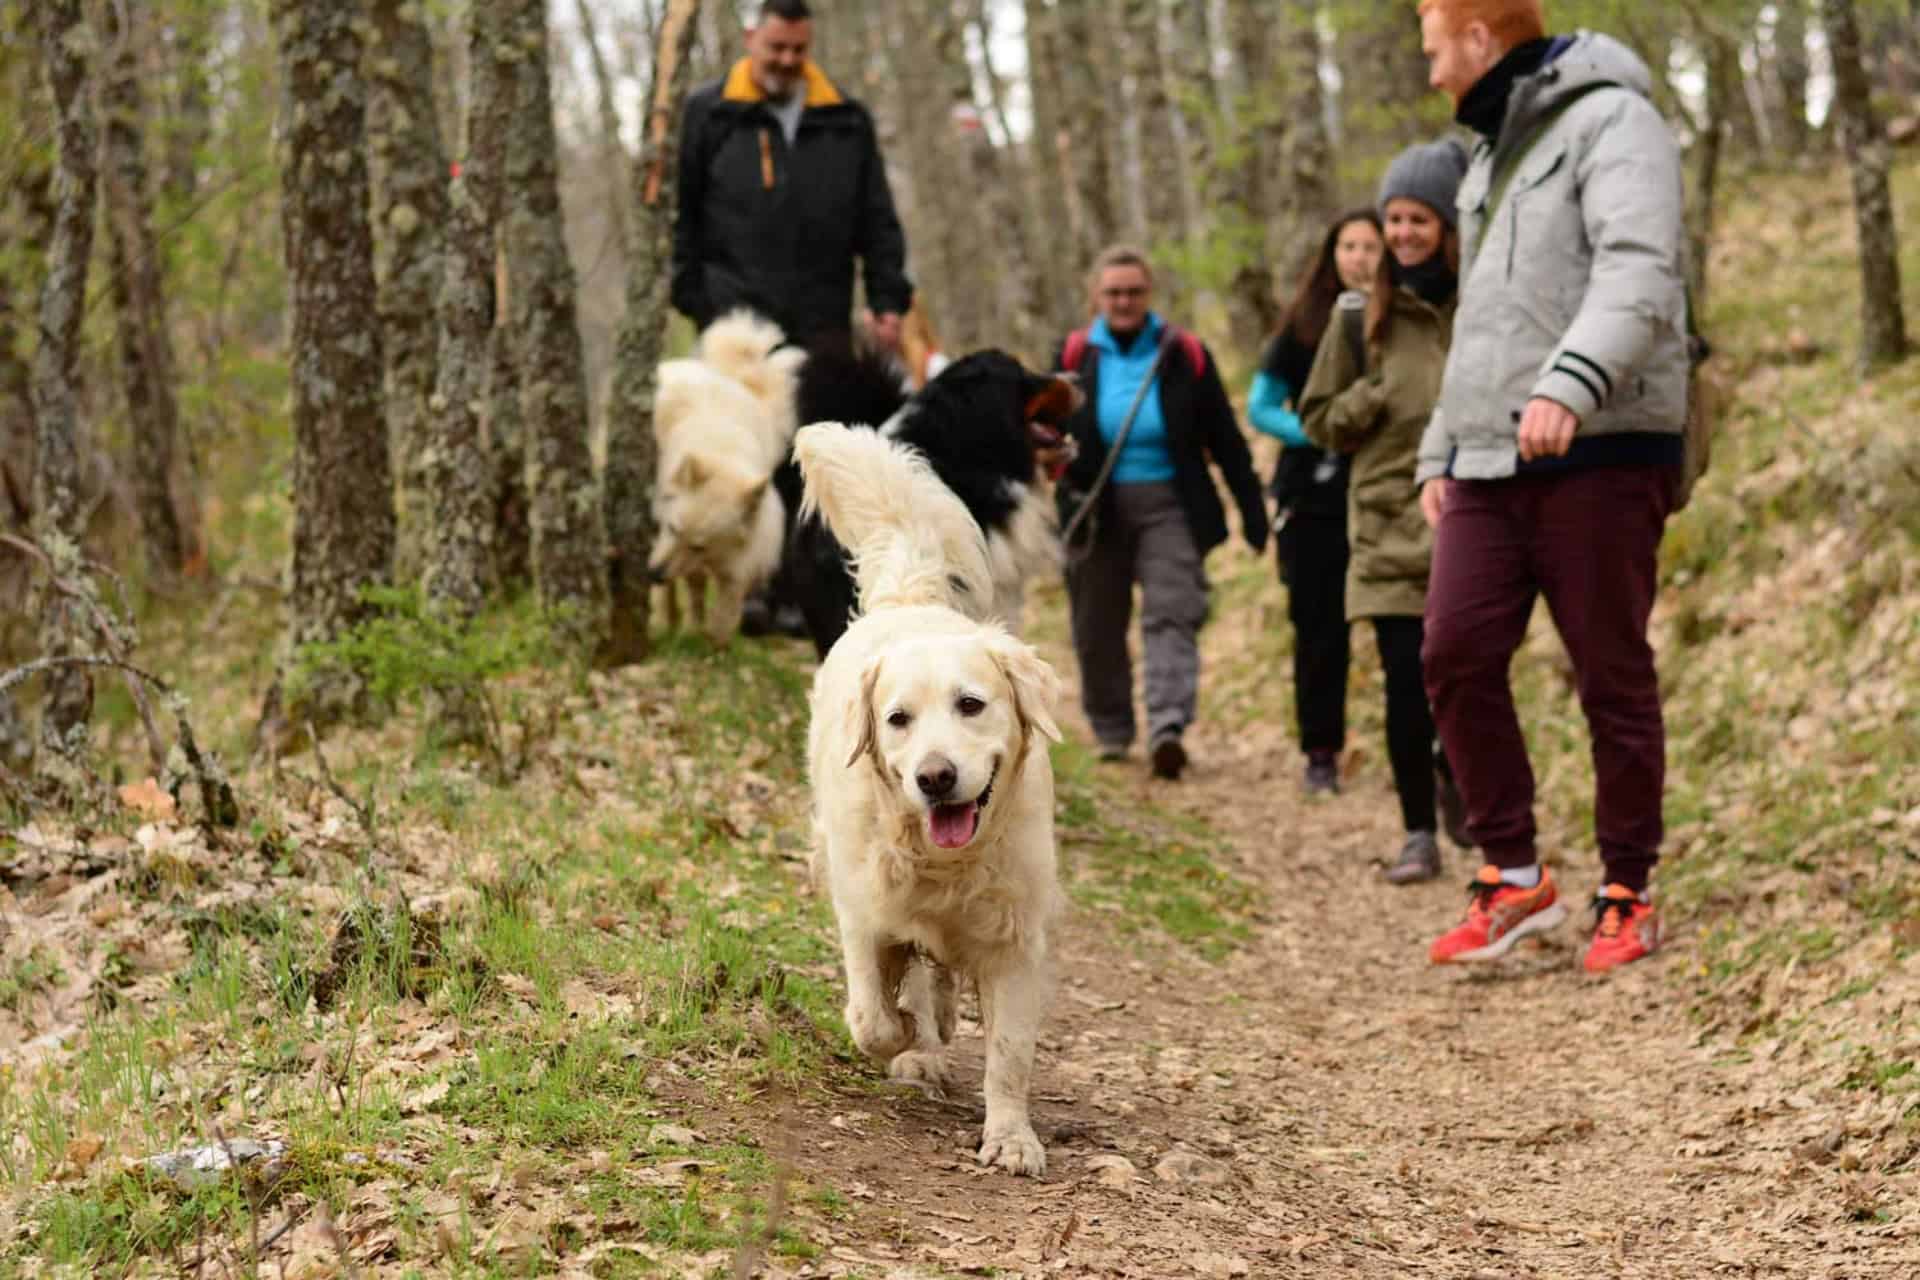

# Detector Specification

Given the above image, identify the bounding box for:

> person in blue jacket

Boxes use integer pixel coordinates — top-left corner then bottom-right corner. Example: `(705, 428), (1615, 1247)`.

(1247, 211), (1383, 795)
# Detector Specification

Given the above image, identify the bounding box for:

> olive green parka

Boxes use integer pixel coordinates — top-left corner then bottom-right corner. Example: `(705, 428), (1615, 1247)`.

(1299, 287), (1455, 620)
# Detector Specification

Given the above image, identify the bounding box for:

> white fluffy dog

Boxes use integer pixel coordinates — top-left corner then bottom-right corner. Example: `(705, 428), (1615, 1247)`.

(796, 421), (1065, 1177)
(648, 310), (805, 642)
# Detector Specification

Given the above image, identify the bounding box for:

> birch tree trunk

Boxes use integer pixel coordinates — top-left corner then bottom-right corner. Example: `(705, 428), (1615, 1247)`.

(30, 0), (99, 761)
(604, 0), (701, 665)
(368, 0), (451, 583)
(1821, 0), (1909, 368)
(505, 0), (610, 646)
(100, 0), (193, 583)
(274, 0), (394, 709)
(420, 0), (513, 616)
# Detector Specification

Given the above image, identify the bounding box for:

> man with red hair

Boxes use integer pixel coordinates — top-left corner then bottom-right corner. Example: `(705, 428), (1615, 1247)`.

(1412, 1), (1691, 973)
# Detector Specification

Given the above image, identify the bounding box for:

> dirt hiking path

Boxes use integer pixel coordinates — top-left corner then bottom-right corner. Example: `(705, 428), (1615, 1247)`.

(719, 610), (1918, 1280)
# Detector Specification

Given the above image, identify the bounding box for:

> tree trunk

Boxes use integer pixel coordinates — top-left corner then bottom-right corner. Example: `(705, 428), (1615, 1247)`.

(1054, 0), (1120, 264)
(368, 0), (452, 585)
(1023, 0), (1083, 324)
(504, 0), (609, 646)
(274, 0), (395, 708)
(487, 267), (530, 594)
(575, 0), (633, 258)
(100, 0), (193, 584)
(417, 0), (514, 617)
(1822, 0), (1909, 368)
(161, 2), (214, 205)
(30, 0), (99, 761)
(1687, 18), (1737, 314)
(604, 0), (702, 665)
(1772, 0), (1812, 156)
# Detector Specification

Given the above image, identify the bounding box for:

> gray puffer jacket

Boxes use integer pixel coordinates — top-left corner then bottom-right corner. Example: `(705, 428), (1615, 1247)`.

(1417, 33), (1689, 486)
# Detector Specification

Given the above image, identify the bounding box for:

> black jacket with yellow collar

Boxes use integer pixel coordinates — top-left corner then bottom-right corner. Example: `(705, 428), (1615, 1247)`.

(671, 59), (912, 345)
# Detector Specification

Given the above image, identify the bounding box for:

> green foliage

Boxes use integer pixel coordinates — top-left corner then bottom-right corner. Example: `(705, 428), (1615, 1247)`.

(295, 585), (579, 777)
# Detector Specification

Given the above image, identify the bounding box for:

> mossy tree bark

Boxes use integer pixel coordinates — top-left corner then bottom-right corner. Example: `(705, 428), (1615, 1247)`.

(419, 0), (511, 617)
(1822, 0), (1909, 369)
(30, 0), (100, 762)
(504, 0), (609, 648)
(273, 0), (395, 712)
(603, 0), (702, 666)
(100, 0), (195, 585)
(368, 0), (451, 584)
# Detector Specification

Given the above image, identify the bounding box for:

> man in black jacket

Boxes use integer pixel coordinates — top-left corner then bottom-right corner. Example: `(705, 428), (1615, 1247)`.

(671, 0), (913, 353)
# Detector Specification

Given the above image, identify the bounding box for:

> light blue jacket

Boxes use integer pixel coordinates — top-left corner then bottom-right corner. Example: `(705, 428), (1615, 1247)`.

(1090, 313), (1176, 485)
(1248, 371), (1307, 447)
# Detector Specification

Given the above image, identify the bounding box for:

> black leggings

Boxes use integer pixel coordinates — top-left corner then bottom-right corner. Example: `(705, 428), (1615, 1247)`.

(1275, 512), (1349, 755)
(1372, 615), (1437, 834)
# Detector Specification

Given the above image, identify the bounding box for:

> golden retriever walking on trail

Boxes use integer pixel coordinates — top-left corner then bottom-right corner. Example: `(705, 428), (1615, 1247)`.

(795, 422), (1065, 1176)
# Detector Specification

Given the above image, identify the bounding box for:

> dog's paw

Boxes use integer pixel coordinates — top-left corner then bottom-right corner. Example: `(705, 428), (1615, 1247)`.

(887, 1049), (954, 1097)
(847, 1005), (916, 1062)
(976, 1123), (1046, 1176)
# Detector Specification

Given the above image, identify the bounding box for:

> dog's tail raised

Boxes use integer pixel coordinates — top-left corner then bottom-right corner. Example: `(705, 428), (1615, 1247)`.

(793, 422), (994, 619)
(697, 309), (806, 427)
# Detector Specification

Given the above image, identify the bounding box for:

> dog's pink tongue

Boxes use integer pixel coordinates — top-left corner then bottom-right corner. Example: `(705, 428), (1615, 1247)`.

(929, 802), (978, 849)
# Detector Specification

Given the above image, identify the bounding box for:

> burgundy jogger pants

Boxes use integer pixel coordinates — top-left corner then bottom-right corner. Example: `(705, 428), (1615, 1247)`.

(1421, 464), (1677, 893)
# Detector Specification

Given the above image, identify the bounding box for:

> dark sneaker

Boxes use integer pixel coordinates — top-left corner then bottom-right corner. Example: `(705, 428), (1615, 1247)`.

(1150, 733), (1187, 780)
(1383, 830), (1442, 885)
(1304, 751), (1340, 795)
(1435, 760), (1473, 849)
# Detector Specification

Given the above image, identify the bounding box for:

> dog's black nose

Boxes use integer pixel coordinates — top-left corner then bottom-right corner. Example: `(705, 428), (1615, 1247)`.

(916, 758), (957, 799)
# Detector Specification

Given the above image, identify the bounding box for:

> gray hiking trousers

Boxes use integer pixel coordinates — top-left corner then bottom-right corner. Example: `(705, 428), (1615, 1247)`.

(1067, 481), (1209, 749)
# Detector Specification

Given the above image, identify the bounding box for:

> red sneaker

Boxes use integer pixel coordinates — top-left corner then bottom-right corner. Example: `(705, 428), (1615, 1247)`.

(1429, 864), (1568, 964)
(1584, 885), (1662, 973)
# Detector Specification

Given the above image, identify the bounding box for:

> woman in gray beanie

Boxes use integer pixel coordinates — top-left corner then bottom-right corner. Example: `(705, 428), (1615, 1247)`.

(1300, 138), (1472, 885)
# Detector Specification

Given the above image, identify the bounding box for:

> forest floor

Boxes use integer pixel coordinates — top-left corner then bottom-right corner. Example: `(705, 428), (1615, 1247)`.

(3, 167), (1918, 1278)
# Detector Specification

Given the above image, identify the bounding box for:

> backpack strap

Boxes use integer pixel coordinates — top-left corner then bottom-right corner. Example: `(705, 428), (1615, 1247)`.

(1485, 83), (1615, 224)
(1171, 327), (1206, 379)
(1062, 327), (1091, 373)
(1063, 324), (1204, 378)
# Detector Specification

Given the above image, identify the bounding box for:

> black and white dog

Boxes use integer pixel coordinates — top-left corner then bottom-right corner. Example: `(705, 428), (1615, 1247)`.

(774, 343), (1081, 658)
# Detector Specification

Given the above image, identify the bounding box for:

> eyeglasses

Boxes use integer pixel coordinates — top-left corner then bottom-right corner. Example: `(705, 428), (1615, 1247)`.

(1100, 286), (1148, 299)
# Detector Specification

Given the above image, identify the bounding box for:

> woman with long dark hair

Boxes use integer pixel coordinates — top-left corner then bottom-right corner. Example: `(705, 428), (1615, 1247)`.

(1249, 210), (1383, 796)
(1301, 141), (1471, 884)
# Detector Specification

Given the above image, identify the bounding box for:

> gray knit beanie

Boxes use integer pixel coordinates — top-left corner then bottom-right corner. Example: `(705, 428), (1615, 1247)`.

(1377, 138), (1469, 229)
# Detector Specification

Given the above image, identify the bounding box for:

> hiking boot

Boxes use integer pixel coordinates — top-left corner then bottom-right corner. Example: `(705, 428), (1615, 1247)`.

(1383, 830), (1442, 885)
(1304, 750), (1340, 796)
(1150, 732), (1187, 780)
(1584, 885), (1662, 974)
(1429, 865), (1568, 964)
(1435, 757), (1473, 849)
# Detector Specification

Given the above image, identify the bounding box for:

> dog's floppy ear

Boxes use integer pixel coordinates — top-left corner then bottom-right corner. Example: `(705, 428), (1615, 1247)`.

(1023, 372), (1084, 428)
(989, 637), (1063, 746)
(844, 657), (886, 770)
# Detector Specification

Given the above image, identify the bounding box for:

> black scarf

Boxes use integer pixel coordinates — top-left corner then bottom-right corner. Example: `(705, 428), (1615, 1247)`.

(1455, 37), (1557, 141)
(1390, 252), (1457, 308)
